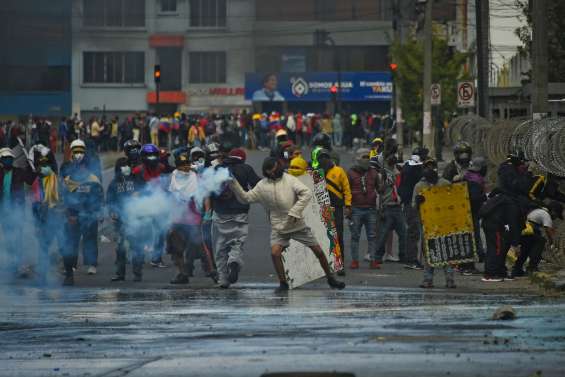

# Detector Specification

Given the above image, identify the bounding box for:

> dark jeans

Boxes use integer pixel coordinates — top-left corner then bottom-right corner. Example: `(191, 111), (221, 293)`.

(35, 210), (66, 279)
(65, 216), (99, 274)
(482, 217), (509, 278)
(349, 207), (377, 261)
(374, 205), (407, 262)
(513, 233), (546, 274)
(403, 204), (421, 263)
(114, 221), (145, 278)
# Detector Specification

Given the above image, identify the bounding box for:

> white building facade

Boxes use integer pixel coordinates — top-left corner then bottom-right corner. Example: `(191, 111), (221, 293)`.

(72, 0), (254, 117)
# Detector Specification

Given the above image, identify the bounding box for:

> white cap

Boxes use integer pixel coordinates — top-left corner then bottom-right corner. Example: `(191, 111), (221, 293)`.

(0, 148), (15, 158)
(70, 139), (86, 150)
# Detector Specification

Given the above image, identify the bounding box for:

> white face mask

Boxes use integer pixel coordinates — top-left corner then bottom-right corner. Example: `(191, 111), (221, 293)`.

(40, 166), (52, 176)
(72, 152), (85, 162)
(192, 158), (205, 172)
(120, 166), (131, 176)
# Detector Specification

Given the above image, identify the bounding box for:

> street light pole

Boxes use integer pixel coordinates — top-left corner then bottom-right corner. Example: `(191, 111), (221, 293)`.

(422, 0), (434, 152)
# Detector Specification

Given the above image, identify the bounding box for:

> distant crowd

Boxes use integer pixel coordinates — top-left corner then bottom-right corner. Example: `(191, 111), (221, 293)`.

(0, 111), (395, 155)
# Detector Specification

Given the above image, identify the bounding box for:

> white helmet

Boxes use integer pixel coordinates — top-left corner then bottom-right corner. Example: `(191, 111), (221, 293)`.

(70, 139), (86, 151)
(0, 148), (15, 158)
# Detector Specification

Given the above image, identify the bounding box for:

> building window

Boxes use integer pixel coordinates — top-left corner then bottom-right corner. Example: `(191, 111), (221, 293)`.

(160, 0), (177, 12)
(83, 0), (146, 27)
(189, 52), (226, 83)
(83, 52), (145, 84)
(189, 0), (226, 27)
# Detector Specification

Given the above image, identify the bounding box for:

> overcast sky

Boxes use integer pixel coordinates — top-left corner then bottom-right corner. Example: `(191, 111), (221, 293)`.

(490, 0), (525, 67)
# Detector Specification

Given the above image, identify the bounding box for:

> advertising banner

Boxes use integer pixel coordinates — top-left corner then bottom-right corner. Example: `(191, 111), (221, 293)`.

(245, 72), (392, 102)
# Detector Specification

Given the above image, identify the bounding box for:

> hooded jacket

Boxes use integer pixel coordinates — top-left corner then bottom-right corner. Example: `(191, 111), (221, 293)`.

(347, 166), (378, 208)
(230, 172), (312, 234)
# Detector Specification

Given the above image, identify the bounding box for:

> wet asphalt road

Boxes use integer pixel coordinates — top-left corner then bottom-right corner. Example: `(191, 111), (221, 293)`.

(1, 285), (565, 377)
(2, 149), (565, 376)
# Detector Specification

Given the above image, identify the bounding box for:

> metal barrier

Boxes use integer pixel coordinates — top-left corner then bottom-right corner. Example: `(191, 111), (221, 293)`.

(448, 116), (565, 177)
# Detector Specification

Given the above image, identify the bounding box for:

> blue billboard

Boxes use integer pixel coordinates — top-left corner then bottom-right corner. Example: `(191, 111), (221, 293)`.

(245, 72), (392, 102)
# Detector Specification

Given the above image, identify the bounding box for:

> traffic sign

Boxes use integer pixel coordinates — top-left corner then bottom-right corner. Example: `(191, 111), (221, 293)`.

(431, 83), (441, 105)
(457, 81), (475, 108)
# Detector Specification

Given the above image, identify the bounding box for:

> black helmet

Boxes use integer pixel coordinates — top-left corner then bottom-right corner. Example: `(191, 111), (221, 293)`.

(190, 147), (206, 162)
(204, 142), (220, 161)
(124, 139), (142, 161)
(312, 133), (332, 150)
(453, 141), (472, 156)
(412, 146), (429, 160)
(174, 150), (191, 167)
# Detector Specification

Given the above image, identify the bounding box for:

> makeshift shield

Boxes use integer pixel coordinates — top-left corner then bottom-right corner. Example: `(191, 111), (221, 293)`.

(419, 182), (477, 267)
(282, 169), (343, 289)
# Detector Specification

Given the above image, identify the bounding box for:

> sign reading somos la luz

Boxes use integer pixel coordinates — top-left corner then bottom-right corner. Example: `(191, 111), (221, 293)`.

(245, 72), (393, 102)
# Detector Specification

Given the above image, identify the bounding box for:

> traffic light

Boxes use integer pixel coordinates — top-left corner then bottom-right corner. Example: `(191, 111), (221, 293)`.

(154, 64), (161, 83)
(330, 85), (338, 94)
(389, 63), (398, 72)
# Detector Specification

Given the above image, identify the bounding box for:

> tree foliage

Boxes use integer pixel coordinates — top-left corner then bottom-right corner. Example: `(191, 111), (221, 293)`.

(514, 0), (565, 82)
(390, 32), (470, 132)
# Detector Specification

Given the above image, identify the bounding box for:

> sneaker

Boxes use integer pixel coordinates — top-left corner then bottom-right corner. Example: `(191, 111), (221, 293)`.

(111, 275), (125, 282)
(227, 262), (240, 284)
(462, 268), (481, 276)
(504, 274), (514, 281)
(349, 260), (359, 269)
(404, 262), (424, 270)
(87, 266), (97, 275)
(370, 260), (381, 269)
(170, 273), (189, 284)
(337, 269), (346, 276)
(363, 253), (371, 262)
(446, 281), (457, 289)
(218, 281), (230, 289)
(419, 281), (434, 289)
(150, 261), (168, 268)
(327, 276), (346, 290)
(274, 282), (290, 293)
(383, 255), (400, 262)
(63, 275), (74, 286)
(481, 276), (504, 282)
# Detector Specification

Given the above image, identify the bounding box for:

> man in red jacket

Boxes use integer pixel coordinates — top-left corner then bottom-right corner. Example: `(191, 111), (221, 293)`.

(346, 149), (379, 269)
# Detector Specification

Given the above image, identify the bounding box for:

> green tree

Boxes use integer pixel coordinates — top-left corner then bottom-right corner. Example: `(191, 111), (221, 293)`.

(390, 32), (470, 136)
(514, 0), (565, 82)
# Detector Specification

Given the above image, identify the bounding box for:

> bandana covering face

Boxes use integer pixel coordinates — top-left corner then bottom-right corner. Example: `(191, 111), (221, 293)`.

(169, 169), (198, 202)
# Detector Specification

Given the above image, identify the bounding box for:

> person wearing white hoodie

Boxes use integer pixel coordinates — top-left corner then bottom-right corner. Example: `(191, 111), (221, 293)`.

(229, 157), (345, 292)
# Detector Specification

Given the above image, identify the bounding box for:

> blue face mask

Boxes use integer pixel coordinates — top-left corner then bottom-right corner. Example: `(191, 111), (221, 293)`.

(40, 166), (52, 176)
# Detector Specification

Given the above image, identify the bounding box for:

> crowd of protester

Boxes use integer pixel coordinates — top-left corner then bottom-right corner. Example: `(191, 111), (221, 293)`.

(1, 109), (563, 291)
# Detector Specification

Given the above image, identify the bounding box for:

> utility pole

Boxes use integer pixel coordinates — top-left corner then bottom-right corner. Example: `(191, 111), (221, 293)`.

(475, 0), (490, 118)
(531, 0), (548, 119)
(422, 0), (434, 151)
(392, 0), (404, 157)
